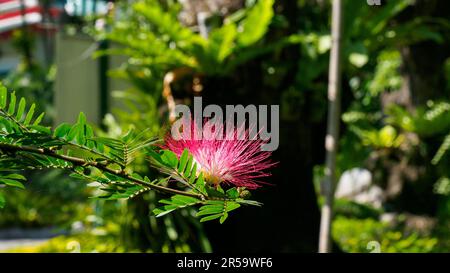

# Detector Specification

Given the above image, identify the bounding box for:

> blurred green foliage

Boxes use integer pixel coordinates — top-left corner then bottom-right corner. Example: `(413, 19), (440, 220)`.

(94, 0), (294, 78)
(333, 216), (439, 253)
(1, 30), (55, 122)
(333, 199), (382, 220)
(0, 170), (89, 228)
(307, 0), (450, 253)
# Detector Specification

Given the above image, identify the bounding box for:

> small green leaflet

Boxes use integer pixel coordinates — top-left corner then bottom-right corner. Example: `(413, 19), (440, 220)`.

(153, 195), (201, 217)
(161, 150), (178, 168)
(196, 200), (241, 224)
(0, 88), (46, 130)
(0, 173), (26, 189)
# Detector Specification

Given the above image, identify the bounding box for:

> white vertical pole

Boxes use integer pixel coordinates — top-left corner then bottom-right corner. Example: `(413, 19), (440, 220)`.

(319, 0), (343, 253)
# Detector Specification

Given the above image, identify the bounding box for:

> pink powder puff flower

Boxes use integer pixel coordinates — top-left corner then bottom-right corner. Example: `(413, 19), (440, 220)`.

(164, 119), (276, 189)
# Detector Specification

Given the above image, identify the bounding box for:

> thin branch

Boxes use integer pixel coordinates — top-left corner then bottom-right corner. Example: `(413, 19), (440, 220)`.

(0, 110), (30, 132)
(0, 142), (204, 200)
(1, 108), (124, 169)
(149, 162), (200, 193)
(64, 140), (126, 169)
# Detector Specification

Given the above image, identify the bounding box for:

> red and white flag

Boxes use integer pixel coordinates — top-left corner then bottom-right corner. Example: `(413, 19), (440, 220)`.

(0, 0), (42, 34)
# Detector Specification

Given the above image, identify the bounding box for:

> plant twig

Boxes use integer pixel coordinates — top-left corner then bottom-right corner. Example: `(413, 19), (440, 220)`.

(0, 109), (30, 132)
(0, 142), (204, 200)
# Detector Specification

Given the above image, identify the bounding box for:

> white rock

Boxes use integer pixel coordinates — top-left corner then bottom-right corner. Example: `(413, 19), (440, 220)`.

(335, 168), (372, 198)
(335, 168), (384, 208)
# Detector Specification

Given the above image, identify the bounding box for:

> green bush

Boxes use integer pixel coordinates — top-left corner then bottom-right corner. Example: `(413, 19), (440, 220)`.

(0, 170), (90, 228)
(333, 216), (438, 253)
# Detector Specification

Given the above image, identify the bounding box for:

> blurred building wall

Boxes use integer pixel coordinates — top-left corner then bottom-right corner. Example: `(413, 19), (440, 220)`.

(54, 32), (100, 125)
(0, 41), (19, 76)
(54, 32), (129, 126)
